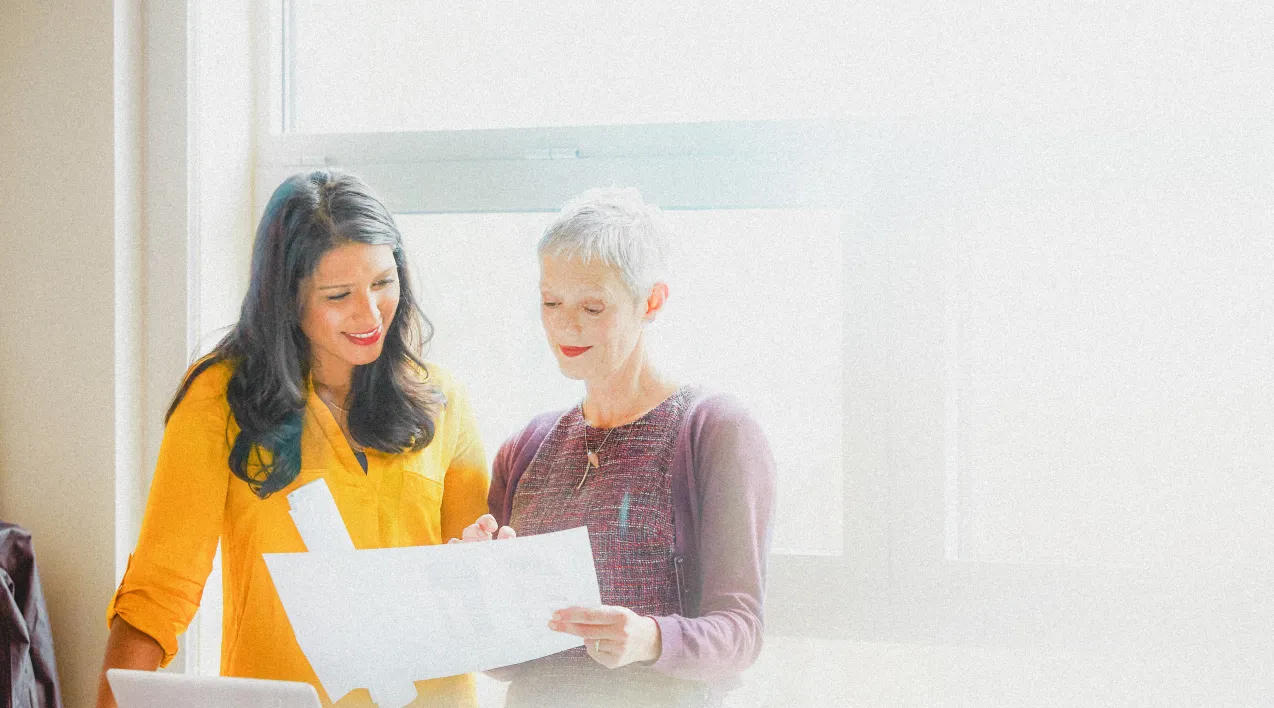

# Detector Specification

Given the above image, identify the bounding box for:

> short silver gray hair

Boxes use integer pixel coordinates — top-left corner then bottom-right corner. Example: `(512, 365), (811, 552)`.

(538, 187), (671, 300)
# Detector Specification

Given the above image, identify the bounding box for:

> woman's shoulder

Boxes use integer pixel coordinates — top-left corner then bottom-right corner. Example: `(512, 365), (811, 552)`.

(524, 408), (570, 436)
(681, 386), (776, 487)
(412, 361), (482, 447)
(177, 356), (235, 406)
(497, 408), (568, 459)
(163, 355), (235, 432)
(684, 386), (756, 429)
(682, 386), (773, 457)
(413, 359), (467, 408)
(416, 358), (455, 387)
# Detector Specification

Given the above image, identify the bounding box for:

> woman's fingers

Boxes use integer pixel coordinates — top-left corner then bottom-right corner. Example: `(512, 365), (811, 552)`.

(455, 518), (516, 544)
(547, 606), (661, 668)
(552, 607), (616, 625)
(459, 514), (502, 542)
(459, 524), (488, 542)
(547, 620), (612, 638)
(547, 607), (623, 636)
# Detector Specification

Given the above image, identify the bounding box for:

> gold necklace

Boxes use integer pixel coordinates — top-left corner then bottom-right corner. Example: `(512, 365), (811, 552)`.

(577, 405), (616, 491)
(315, 385), (366, 453)
(322, 396), (348, 414)
(314, 382), (349, 413)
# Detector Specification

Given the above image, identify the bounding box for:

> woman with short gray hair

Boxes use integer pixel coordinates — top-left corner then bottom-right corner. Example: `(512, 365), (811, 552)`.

(462, 187), (777, 707)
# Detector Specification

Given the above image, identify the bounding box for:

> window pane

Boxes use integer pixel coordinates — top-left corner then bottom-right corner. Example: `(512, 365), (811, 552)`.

(400, 208), (844, 556)
(289, 0), (852, 133)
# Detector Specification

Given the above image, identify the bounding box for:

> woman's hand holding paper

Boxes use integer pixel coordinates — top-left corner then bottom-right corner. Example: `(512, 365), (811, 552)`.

(548, 605), (662, 669)
(449, 513), (516, 544)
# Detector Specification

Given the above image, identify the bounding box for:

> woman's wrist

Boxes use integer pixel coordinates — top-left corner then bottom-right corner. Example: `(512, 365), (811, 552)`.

(641, 615), (663, 663)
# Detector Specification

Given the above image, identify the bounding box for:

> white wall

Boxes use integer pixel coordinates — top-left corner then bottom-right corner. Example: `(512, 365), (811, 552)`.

(0, 1), (131, 706)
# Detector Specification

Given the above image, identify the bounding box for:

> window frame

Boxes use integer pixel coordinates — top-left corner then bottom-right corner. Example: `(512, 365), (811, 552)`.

(257, 111), (867, 643)
(255, 0), (875, 642)
(255, 120), (863, 212)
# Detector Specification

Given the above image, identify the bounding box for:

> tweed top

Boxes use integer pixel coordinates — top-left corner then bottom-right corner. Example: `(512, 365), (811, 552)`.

(505, 386), (711, 707)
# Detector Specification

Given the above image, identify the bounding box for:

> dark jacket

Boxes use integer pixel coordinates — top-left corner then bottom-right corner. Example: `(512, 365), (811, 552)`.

(0, 523), (62, 708)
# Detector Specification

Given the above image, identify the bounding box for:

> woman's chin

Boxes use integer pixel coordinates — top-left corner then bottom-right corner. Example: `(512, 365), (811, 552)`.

(340, 345), (386, 368)
(554, 359), (590, 381)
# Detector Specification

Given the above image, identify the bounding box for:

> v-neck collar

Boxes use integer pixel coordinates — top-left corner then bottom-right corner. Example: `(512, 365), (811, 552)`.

(306, 376), (381, 487)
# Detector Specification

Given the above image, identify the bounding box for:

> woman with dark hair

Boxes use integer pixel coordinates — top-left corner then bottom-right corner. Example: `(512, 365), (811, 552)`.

(96, 171), (490, 707)
(462, 188), (776, 708)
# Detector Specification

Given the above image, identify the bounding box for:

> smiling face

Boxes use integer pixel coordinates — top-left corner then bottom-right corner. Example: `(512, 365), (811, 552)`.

(539, 254), (662, 384)
(299, 242), (401, 386)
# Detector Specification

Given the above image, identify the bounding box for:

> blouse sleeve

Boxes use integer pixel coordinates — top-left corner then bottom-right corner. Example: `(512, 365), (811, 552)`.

(105, 379), (231, 666)
(437, 373), (491, 544)
(650, 396), (777, 681)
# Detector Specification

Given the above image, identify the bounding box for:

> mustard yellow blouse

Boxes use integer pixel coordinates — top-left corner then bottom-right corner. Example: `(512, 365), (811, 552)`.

(107, 359), (489, 707)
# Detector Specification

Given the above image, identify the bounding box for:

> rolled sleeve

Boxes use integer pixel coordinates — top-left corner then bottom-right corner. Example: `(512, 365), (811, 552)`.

(106, 379), (231, 666)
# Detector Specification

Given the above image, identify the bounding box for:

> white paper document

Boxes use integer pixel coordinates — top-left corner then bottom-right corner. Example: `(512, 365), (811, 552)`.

(264, 526), (601, 708)
(287, 478), (356, 553)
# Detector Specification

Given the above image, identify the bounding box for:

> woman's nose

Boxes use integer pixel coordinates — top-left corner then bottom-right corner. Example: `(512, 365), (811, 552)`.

(550, 309), (581, 335)
(354, 290), (380, 326)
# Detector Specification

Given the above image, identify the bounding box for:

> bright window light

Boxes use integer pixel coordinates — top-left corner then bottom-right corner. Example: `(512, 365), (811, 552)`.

(287, 0), (853, 133)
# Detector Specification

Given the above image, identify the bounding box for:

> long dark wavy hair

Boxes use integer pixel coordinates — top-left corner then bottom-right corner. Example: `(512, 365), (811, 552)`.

(167, 170), (443, 498)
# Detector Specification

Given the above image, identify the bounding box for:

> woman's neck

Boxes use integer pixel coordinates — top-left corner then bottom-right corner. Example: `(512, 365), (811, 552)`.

(582, 357), (679, 428)
(311, 359), (353, 403)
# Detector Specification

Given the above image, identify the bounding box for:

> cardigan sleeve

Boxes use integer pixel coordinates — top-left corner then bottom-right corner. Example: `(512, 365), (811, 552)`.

(487, 410), (561, 527)
(650, 394), (777, 681)
(105, 364), (232, 666)
(487, 434), (515, 527)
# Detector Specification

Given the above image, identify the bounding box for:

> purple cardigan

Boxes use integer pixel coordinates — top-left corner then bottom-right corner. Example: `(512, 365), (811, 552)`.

(489, 391), (777, 687)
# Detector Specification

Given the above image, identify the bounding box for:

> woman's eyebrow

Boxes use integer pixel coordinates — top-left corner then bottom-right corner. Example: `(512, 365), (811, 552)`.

(315, 268), (396, 291)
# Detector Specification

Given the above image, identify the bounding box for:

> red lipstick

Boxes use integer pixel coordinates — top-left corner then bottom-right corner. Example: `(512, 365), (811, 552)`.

(345, 326), (382, 347)
(559, 345), (591, 358)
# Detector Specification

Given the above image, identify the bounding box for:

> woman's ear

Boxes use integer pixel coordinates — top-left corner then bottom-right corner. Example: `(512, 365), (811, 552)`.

(643, 282), (670, 323)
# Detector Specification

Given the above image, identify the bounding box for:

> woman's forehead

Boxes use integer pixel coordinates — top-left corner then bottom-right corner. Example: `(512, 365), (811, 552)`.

(313, 242), (396, 281)
(539, 255), (624, 293)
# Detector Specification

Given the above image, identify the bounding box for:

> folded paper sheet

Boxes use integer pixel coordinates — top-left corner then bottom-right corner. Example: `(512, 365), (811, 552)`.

(287, 478), (356, 552)
(264, 526), (601, 708)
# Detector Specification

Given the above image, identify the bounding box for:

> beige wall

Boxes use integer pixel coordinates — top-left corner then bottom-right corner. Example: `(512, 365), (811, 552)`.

(0, 1), (127, 705)
(0, 0), (251, 698)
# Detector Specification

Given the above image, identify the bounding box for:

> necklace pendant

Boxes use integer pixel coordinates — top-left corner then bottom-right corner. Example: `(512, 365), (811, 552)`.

(586, 450), (600, 469)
